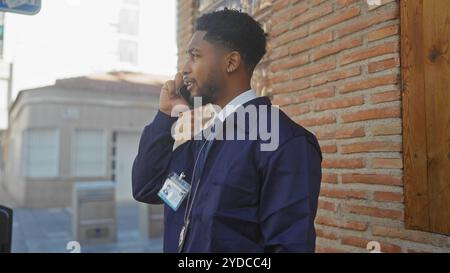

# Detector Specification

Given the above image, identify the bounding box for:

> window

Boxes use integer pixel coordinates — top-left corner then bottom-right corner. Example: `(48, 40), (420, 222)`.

(24, 129), (59, 178)
(124, 0), (139, 6)
(72, 129), (107, 177)
(118, 39), (138, 65)
(118, 8), (139, 36)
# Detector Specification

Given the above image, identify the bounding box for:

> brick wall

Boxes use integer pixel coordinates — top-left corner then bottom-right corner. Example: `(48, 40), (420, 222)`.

(177, 0), (197, 70)
(177, 0), (450, 252)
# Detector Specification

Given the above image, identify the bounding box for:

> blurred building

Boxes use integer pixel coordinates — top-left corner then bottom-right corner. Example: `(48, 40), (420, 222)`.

(0, 12), (4, 58)
(0, 0), (177, 129)
(2, 71), (167, 208)
(0, 11), (10, 129)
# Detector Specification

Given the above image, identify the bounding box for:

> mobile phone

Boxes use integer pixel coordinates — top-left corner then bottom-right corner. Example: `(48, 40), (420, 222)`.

(179, 84), (194, 108)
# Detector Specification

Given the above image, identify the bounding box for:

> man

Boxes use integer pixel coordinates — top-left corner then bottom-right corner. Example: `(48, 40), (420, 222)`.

(132, 8), (322, 253)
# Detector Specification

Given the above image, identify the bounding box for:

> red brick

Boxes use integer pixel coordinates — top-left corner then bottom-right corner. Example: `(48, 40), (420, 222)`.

(315, 215), (368, 231)
(407, 248), (432, 253)
(322, 173), (338, 184)
(271, 94), (292, 107)
(291, 3), (333, 28)
(287, 2), (309, 18)
(340, 236), (402, 253)
(318, 200), (338, 212)
(372, 225), (450, 248)
(178, 0), (192, 9)
(320, 144), (338, 154)
(272, 11), (291, 26)
(341, 141), (402, 154)
(368, 58), (400, 73)
(342, 107), (401, 123)
(373, 191), (403, 203)
(340, 42), (399, 65)
(273, 88), (334, 106)
(316, 245), (348, 253)
(342, 204), (403, 220)
(269, 74), (289, 85)
(273, 1), (308, 23)
(322, 158), (365, 169)
(340, 236), (369, 251)
(289, 32), (333, 55)
(271, 23), (290, 38)
(315, 96), (364, 112)
(291, 61), (336, 80)
(273, 26), (308, 48)
(370, 90), (401, 104)
(311, 37), (362, 61)
(271, 54), (309, 72)
(320, 187), (367, 200)
(295, 114), (336, 127)
(337, 8), (399, 38)
(372, 158), (403, 169)
(341, 173), (403, 186)
(298, 87), (335, 103)
(316, 227), (338, 240)
(336, 0), (360, 9)
(338, 74), (399, 94)
(272, 78), (310, 94)
(271, 44), (289, 59)
(178, 2), (194, 16)
(316, 126), (365, 140)
(281, 104), (310, 117)
(368, 24), (399, 42)
(371, 122), (402, 136)
(179, 16), (195, 27)
(311, 6), (361, 33)
(310, 0), (327, 7)
(311, 66), (361, 87)
(273, 0), (290, 12)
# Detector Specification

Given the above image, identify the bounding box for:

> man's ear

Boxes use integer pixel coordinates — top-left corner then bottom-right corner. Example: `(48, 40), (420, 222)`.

(225, 51), (241, 73)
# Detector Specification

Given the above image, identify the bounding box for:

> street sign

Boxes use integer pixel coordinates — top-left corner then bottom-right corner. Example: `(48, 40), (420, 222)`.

(0, 0), (41, 15)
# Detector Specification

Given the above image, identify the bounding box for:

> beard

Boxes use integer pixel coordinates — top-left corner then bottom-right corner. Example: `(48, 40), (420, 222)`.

(192, 69), (222, 106)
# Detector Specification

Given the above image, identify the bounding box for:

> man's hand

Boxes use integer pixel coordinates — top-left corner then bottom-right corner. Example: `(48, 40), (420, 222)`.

(159, 72), (190, 116)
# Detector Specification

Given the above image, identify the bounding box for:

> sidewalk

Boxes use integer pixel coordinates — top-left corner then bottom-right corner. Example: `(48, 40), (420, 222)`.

(10, 204), (163, 253)
(0, 181), (19, 209)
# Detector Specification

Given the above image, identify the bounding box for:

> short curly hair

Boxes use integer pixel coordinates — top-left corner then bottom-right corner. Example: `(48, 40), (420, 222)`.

(195, 8), (267, 71)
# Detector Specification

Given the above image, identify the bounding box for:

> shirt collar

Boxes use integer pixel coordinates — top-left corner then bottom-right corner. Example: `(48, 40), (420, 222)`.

(215, 89), (257, 122)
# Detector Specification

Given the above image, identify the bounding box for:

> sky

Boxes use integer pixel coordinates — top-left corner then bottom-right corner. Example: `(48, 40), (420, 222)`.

(0, 0), (177, 128)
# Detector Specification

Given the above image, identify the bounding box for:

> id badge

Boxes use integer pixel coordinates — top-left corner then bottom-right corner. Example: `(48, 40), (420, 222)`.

(158, 172), (191, 211)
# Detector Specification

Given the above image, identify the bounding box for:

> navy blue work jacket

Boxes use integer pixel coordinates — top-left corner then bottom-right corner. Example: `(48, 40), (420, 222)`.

(132, 96), (322, 253)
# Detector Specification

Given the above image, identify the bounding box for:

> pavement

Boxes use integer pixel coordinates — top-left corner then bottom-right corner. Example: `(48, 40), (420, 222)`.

(0, 181), (19, 208)
(10, 203), (164, 253)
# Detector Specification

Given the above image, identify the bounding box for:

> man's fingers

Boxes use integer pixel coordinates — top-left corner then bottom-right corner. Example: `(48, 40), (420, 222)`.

(162, 73), (184, 99)
(166, 80), (176, 97)
(174, 72), (183, 93)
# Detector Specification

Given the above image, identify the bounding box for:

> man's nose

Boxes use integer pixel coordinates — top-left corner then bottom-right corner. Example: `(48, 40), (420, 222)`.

(182, 61), (191, 76)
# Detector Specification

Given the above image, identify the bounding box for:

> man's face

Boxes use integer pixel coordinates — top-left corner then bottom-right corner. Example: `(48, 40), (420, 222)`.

(182, 31), (226, 105)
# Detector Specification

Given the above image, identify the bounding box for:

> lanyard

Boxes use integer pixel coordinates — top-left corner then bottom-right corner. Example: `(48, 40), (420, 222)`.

(179, 127), (215, 252)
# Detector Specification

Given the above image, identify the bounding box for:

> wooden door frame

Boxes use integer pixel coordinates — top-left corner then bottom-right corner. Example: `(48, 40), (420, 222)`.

(401, 0), (450, 235)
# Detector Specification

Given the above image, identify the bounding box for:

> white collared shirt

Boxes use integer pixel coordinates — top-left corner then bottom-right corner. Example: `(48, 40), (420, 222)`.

(172, 89), (257, 150)
(215, 89), (257, 122)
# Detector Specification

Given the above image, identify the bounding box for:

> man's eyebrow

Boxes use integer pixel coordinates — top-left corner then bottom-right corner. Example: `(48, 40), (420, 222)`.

(186, 48), (200, 54)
